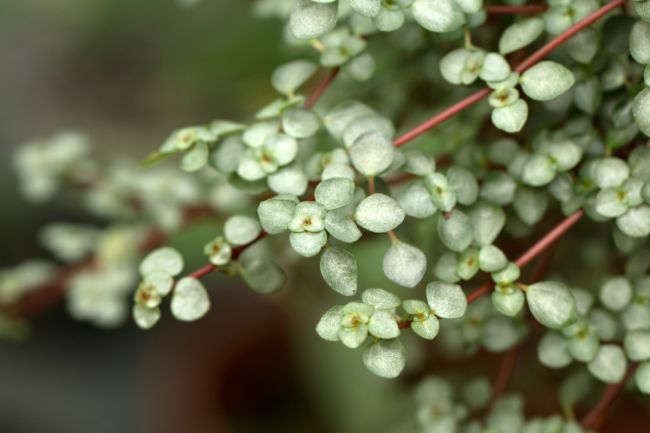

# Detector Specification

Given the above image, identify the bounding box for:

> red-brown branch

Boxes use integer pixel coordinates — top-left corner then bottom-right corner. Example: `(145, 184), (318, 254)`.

(305, 67), (340, 108)
(392, 0), (625, 147)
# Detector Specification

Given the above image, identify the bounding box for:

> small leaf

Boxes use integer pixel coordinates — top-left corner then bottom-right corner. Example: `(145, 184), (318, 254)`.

(624, 331), (650, 362)
(224, 215), (262, 246)
(438, 210), (473, 253)
(324, 209), (362, 243)
(478, 245), (507, 272)
(320, 247), (358, 296)
(242, 258), (287, 294)
(412, 316), (440, 340)
(368, 310), (400, 339)
(140, 247), (184, 277)
(362, 339), (406, 378)
(395, 181), (437, 218)
(349, 131), (395, 176)
(316, 306), (342, 341)
(630, 22), (650, 65)
(526, 281), (577, 329)
(132, 305), (161, 330)
(538, 332), (572, 369)
(289, 0), (338, 40)
(170, 277), (210, 321)
(636, 362), (650, 394)
(426, 281), (467, 319)
(588, 345), (627, 384)
(499, 18), (544, 55)
(257, 196), (297, 234)
(520, 61), (576, 101)
(315, 178), (355, 210)
(362, 288), (401, 310)
(354, 193), (405, 233)
(470, 203), (506, 246)
(289, 231), (328, 257)
(635, 88), (650, 137)
(281, 107), (320, 139)
(271, 60), (318, 94)
(600, 277), (633, 312)
(492, 290), (525, 317)
(382, 240), (427, 288)
(491, 99), (528, 133)
(180, 142), (209, 172)
(411, 0), (465, 33)
(617, 205), (650, 238)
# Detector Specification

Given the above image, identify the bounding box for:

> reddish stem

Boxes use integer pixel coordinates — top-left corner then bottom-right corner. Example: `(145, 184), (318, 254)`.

(515, 210), (583, 268)
(490, 344), (520, 407)
(581, 363), (638, 429)
(392, 0), (625, 147)
(485, 5), (548, 15)
(304, 67), (340, 108)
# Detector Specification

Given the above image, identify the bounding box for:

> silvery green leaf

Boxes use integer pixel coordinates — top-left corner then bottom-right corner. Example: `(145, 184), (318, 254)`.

(323, 100), (374, 140)
(354, 193), (405, 233)
(144, 272), (174, 296)
(492, 290), (525, 317)
(210, 136), (245, 174)
(140, 247), (184, 277)
(204, 237), (232, 267)
(635, 1), (650, 23)
(209, 119), (244, 137)
(491, 99), (529, 133)
(426, 281), (467, 319)
(439, 48), (470, 85)
(568, 330), (600, 363)
(281, 107), (320, 138)
(538, 332), (572, 369)
(499, 17), (544, 55)
(426, 172), (457, 212)
(322, 162), (355, 181)
(404, 149), (435, 175)
(180, 141), (209, 172)
(171, 277), (210, 321)
(478, 245), (507, 272)
(224, 215), (262, 246)
(595, 187), (629, 218)
(455, 0), (482, 15)
(411, 0), (465, 33)
(289, 231), (328, 257)
(316, 306), (342, 341)
(588, 345), (627, 383)
(480, 172), (517, 205)
(487, 138), (519, 165)
(320, 247), (358, 296)
(438, 210), (473, 253)
(271, 60), (318, 94)
(339, 324), (369, 348)
(362, 288), (400, 310)
(489, 87), (520, 109)
(433, 252), (460, 283)
(363, 339), (406, 378)
(522, 154), (555, 186)
(479, 53), (511, 82)
(567, 27), (599, 64)
(324, 209), (362, 243)
(513, 186), (548, 226)
(383, 240), (427, 288)
(344, 53), (375, 81)
(526, 281), (577, 330)
(447, 166), (479, 206)
(594, 157), (629, 189)
(638, 361), (650, 394)
(574, 77), (602, 115)
(454, 247), (478, 281)
(368, 310), (400, 339)
(492, 262), (520, 285)
(374, 7), (405, 32)
(470, 203), (506, 246)
(315, 178), (355, 210)
(624, 331), (650, 362)
(289, 0), (338, 39)
(396, 181), (436, 218)
(257, 196), (297, 234)
(350, 0), (381, 18)
(617, 205), (650, 238)
(265, 133), (298, 166)
(600, 276), (633, 313)
(482, 316), (524, 352)
(289, 202), (325, 233)
(237, 150), (267, 181)
(520, 61), (576, 101)
(412, 316), (440, 340)
(268, 163), (308, 196)
(241, 258), (287, 294)
(349, 131), (394, 176)
(243, 121), (279, 148)
(630, 22), (650, 65)
(343, 114), (394, 148)
(132, 305), (161, 330)
(636, 88), (650, 136)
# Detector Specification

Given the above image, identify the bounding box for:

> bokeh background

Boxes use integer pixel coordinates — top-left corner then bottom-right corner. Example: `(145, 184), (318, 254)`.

(1, 1), (649, 433)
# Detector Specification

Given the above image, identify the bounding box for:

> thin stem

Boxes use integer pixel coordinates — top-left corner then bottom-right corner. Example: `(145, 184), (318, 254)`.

(367, 176), (376, 194)
(581, 363), (638, 429)
(466, 210), (584, 303)
(485, 4), (548, 15)
(515, 210), (583, 268)
(490, 344), (520, 408)
(304, 67), (340, 108)
(392, 0), (624, 147)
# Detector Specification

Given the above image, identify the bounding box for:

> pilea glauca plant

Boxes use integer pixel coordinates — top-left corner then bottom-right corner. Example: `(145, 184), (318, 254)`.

(4, 0), (650, 431)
